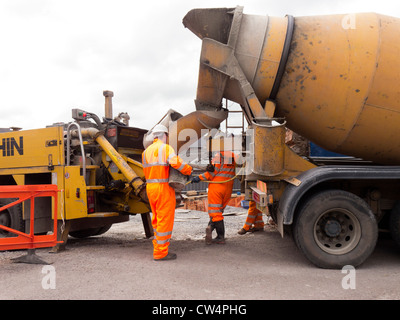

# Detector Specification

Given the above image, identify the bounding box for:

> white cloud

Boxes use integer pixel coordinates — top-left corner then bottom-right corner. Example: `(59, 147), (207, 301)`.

(0, 0), (398, 130)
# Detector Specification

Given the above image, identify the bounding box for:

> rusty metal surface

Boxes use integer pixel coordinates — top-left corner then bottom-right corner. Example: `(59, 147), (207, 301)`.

(183, 7), (234, 44)
(186, 7), (400, 165)
(276, 13), (400, 164)
(168, 109), (229, 153)
(184, 7), (289, 123)
(252, 120), (286, 176)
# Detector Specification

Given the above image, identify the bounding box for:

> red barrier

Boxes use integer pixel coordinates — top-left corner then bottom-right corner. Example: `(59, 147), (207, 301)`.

(0, 185), (62, 251)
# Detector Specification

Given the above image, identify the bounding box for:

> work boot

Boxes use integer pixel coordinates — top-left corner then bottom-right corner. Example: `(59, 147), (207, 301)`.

(249, 225), (264, 232)
(205, 220), (215, 245)
(237, 228), (248, 235)
(154, 252), (177, 261)
(213, 220), (225, 244)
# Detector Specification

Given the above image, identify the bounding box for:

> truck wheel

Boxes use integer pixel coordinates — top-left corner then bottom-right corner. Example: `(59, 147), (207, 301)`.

(93, 224), (112, 236)
(69, 228), (101, 239)
(0, 199), (24, 237)
(69, 224), (112, 239)
(389, 202), (400, 247)
(293, 190), (378, 269)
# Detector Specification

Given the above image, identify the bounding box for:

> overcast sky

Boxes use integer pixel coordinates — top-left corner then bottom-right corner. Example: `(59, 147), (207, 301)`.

(0, 0), (399, 131)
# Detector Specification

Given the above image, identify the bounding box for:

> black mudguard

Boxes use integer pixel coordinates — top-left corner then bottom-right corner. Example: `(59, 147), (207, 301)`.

(276, 165), (400, 236)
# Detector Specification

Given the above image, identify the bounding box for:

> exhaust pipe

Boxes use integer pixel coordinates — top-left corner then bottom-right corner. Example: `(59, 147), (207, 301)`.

(103, 90), (114, 119)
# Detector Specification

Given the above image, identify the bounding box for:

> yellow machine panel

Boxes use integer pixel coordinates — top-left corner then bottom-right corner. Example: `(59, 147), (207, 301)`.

(0, 127), (64, 169)
(64, 166), (88, 219)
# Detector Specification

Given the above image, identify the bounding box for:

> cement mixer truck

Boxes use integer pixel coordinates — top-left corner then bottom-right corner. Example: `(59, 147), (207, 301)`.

(182, 6), (400, 268)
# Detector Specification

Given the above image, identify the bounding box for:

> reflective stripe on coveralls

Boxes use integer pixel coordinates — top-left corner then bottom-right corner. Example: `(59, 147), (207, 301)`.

(243, 200), (264, 231)
(199, 151), (237, 222)
(142, 138), (192, 259)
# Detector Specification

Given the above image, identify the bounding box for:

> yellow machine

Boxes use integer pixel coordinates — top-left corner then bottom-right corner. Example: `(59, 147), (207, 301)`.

(0, 91), (229, 250)
(0, 92), (153, 249)
(183, 6), (400, 268)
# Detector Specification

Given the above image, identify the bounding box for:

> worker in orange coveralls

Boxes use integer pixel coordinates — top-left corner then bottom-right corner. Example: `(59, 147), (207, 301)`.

(142, 124), (192, 261)
(237, 200), (265, 235)
(192, 151), (237, 245)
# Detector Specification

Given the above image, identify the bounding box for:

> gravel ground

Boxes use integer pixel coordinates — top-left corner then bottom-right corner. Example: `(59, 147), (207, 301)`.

(0, 205), (253, 263)
(165, 206), (251, 241)
(1, 206), (400, 301)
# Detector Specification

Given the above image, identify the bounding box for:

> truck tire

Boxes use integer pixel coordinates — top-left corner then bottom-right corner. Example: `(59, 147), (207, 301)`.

(0, 198), (24, 237)
(293, 189), (378, 269)
(389, 202), (400, 247)
(93, 224), (112, 236)
(69, 224), (112, 239)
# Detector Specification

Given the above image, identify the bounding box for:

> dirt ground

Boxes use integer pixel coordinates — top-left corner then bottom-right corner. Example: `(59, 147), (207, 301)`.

(1, 206), (400, 301)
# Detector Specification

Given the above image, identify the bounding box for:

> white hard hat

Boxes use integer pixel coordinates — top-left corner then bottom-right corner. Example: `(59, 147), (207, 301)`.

(152, 124), (169, 135)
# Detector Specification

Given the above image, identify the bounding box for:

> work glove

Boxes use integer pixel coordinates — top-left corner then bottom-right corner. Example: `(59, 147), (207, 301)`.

(206, 164), (215, 172)
(191, 176), (201, 183)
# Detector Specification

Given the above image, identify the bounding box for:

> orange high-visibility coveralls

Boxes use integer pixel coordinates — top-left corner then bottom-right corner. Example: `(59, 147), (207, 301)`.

(142, 138), (192, 259)
(242, 200), (265, 231)
(199, 151), (237, 222)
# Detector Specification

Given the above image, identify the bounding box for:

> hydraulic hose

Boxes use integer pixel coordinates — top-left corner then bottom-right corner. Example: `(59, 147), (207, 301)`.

(72, 127), (148, 202)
